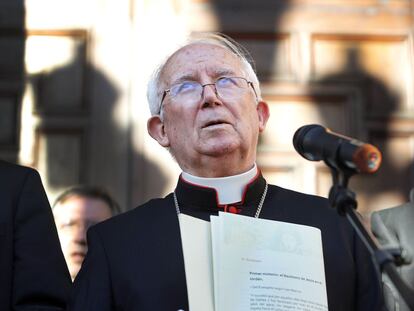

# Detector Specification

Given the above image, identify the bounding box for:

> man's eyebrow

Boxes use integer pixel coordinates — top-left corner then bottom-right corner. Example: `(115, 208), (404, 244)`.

(169, 74), (197, 86)
(168, 69), (239, 86)
(214, 69), (237, 77)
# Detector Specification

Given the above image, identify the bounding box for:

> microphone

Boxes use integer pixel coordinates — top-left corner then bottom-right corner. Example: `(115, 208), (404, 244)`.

(293, 124), (382, 174)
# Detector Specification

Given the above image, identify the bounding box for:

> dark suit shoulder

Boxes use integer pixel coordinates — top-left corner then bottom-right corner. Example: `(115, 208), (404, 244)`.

(265, 184), (352, 238)
(267, 184), (336, 215)
(268, 184), (328, 204)
(0, 161), (46, 221)
(0, 160), (39, 185)
(0, 160), (71, 309)
(89, 194), (177, 243)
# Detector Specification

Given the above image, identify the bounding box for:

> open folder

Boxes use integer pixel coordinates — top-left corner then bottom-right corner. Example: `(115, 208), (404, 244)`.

(179, 212), (328, 311)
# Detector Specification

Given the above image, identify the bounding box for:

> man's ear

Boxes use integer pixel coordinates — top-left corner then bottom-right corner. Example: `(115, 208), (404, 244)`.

(147, 116), (170, 147)
(257, 101), (270, 132)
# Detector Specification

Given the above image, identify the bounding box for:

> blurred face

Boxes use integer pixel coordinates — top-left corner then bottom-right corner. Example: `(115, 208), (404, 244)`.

(148, 43), (269, 176)
(53, 196), (112, 280)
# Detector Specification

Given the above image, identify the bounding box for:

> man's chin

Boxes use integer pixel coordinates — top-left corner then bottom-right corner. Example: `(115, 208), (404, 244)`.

(198, 140), (241, 157)
(70, 265), (82, 280)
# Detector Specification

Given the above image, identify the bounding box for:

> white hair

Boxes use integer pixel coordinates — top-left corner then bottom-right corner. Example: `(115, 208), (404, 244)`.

(147, 32), (262, 116)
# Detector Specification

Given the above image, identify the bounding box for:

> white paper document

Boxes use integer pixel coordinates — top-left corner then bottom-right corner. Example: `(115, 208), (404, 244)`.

(179, 212), (328, 311)
(179, 214), (215, 311)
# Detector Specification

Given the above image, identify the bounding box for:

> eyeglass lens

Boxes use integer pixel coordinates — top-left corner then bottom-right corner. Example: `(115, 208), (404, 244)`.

(171, 77), (250, 104)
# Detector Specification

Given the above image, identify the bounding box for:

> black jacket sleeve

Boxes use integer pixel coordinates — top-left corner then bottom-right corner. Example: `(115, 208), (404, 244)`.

(11, 168), (72, 310)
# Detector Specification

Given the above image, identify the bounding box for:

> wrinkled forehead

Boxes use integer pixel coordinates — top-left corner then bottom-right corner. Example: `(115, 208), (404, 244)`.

(159, 43), (246, 86)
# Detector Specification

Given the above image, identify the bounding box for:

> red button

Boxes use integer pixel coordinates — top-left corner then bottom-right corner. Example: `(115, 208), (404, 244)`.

(228, 206), (239, 214)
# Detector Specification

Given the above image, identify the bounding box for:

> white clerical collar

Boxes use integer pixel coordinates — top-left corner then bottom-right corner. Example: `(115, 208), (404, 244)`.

(181, 164), (258, 205)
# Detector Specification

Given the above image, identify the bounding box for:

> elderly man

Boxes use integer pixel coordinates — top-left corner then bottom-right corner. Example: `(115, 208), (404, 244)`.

(0, 160), (71, 310)
(53, 186), (120, 280)
(69, 33), (383, 310)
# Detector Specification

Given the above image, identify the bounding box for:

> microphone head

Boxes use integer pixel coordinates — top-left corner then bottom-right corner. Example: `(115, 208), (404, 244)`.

(293, 124), (326, 161)
(293, 124), (382, 174)
(352, 144), (382, 173)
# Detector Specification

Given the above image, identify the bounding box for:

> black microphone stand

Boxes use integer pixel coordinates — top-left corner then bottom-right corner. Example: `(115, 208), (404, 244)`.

(327, 162), (414, 310)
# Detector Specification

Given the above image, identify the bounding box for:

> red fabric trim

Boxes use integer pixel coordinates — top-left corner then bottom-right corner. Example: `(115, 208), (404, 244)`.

(228, 206), (240, 214)
(239, 168), (261, 205)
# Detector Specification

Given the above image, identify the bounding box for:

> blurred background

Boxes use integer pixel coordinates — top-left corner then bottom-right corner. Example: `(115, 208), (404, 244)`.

(1, 0), (414, 218)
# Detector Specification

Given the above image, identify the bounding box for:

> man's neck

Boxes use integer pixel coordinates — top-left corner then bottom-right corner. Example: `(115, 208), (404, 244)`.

(181, 164), (258, 204)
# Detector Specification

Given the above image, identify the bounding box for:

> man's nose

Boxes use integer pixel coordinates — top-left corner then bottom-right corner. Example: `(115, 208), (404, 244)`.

(201, 84), (222, 107)
(73, 226), (87, 245)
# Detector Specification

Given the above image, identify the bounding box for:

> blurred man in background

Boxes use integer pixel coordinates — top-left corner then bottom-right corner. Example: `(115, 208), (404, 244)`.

(53, 185), (120, 280)
(0, 160), (71, 310)
(372, 188), (414, 311)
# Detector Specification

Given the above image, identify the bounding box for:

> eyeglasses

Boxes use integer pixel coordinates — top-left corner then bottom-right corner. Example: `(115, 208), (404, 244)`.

(158, 76), (258, 114)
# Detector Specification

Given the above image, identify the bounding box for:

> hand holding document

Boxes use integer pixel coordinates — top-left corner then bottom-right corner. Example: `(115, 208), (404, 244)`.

(179, 212), (328, 311)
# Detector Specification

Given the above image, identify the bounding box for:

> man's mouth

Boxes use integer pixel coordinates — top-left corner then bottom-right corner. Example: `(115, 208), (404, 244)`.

(203, 120), (230, 128)
(71, 251), (86, 262)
